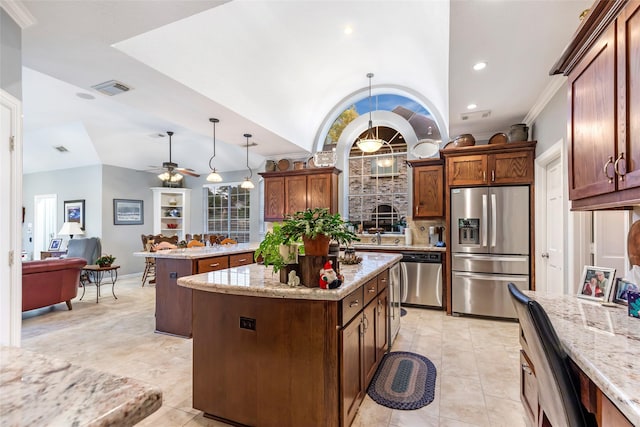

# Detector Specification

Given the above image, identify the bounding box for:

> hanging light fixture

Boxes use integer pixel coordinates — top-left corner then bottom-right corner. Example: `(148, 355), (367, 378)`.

(158, 131), (183, 182)
(206, 118), (223, 182)
(240, 133), (255, 189)
(356, 72), (384, 153)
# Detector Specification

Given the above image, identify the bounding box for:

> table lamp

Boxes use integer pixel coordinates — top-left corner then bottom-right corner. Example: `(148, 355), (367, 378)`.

(58, 222), (85, 239)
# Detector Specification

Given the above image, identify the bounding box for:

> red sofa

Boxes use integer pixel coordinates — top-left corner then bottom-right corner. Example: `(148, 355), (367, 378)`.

(22, 258), (87, 312)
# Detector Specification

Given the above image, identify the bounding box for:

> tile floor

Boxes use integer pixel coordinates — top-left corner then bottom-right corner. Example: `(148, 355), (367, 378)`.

(21, 275), (527, 427)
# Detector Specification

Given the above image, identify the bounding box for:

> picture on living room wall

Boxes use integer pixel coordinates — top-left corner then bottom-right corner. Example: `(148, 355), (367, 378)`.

(113, 199), (143, 225)
(48, 238), (63, 251)
(64, 199), (85, 230)
(577, 266), (616, 302)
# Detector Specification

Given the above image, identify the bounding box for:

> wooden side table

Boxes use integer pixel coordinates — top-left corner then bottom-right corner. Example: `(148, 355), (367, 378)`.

(81, 265), (120, 303)
(40, 250), (67, 259)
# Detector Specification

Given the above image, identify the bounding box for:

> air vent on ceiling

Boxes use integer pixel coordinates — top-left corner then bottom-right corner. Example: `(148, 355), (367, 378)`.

(54, 145), (69, 152)
(460, 110), (491, 121)
(91, 80), (132, 96)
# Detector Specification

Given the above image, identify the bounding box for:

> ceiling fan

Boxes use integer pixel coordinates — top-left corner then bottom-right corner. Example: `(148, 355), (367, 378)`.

(156, 131), (200, 181)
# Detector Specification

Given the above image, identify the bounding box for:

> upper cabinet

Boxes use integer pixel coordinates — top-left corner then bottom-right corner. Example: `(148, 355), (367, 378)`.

(442, 141), (536, 187)
(151, 187), (191, 241)
(408, 159), (444, 218)
(552, 0), (640, 210)
(259, 167), (340, 222)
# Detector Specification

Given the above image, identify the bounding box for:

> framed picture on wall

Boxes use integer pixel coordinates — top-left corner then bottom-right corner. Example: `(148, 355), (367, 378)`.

(113, 199), (143, 225)
(577, 266), (616, 302)
(63, 199), (85, 230)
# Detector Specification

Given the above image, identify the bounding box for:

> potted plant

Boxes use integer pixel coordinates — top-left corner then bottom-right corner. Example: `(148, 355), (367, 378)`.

(254, 224), (298, 273)
(281, 208), (359, 256)
(96, 254), (116, 268)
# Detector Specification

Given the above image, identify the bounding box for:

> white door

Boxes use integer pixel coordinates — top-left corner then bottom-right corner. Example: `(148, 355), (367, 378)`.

(538, 155), (564, 295)
(593, 211), (630, 283)
(33, 194), (57, 259)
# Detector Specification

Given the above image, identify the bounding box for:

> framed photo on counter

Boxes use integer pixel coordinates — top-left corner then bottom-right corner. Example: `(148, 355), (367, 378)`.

(577, 266), (616, 302)
(611, 278), (639, 305)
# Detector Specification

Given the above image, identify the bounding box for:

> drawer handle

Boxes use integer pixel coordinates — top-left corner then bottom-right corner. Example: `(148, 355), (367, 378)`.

(614, 152), (626, 181)
(209, 263), (220, 267)
(349, 299), (359, 308)
(368, 287), (376, 293)
(237, 258), (247, 262)
(603, 156), (615, 183)
(380, 278), (387, 282)
(521, 363), (533, 376)
(363, 314), (369, 332)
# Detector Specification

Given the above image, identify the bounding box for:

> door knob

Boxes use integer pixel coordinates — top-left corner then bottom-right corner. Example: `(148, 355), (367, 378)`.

(541, 252), (549, 259)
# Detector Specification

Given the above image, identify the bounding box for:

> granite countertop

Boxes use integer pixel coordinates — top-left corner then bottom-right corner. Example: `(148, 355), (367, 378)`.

(351, 243), (446, 252)
(178, 252), (402, 301)
(0, 346), (162, 426)
(526, 292), (640, 425)
(133, 242), (259, 259)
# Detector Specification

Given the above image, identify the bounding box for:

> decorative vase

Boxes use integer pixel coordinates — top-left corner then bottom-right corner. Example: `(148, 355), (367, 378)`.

(508, 124), (529, 142)
(303, 234), (330, 256)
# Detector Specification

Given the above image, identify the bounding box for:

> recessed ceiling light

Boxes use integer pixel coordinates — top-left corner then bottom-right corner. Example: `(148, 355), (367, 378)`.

(467, 103), (477, 110)
(344, 25), (353, 35)
(473, 61), (487, 71)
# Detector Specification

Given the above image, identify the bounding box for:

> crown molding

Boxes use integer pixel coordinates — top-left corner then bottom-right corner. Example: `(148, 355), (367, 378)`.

(0, 0), (36, 29)
(523, 75), (566, 126)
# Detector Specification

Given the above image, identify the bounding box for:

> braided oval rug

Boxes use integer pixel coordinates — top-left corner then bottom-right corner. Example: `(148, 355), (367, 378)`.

(367, 351), (437, 410)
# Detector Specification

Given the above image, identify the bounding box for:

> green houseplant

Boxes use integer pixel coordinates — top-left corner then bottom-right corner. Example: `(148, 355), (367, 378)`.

(96, 254), (116, 267)
(254, 224), (298, 273)
(281, 208), (359, 256)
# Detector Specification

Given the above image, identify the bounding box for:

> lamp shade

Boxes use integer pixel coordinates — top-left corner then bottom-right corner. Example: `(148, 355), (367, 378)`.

(357, 138), (383, 153)
(58, 222), (85, 238)
(241, 178), (255, 189)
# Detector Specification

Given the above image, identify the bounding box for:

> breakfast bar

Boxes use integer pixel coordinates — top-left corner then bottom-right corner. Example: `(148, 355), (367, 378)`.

(177, 252), (401, 427)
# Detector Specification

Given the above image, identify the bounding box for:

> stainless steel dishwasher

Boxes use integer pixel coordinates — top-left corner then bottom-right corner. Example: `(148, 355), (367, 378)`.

(400, 252), (443, 308)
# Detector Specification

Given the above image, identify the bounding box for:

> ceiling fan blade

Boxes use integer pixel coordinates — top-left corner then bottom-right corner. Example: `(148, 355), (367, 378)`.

(176, 167), (200, 177)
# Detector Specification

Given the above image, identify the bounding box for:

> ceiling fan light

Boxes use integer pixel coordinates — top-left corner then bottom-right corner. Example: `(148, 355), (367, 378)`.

(206, 170), (223, 182)
(158, 171), (183, 182)
(241, 178), (254, 189)
(357, 138), (383, 153)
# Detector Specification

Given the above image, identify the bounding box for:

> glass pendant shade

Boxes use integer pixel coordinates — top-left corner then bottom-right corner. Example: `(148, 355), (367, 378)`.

(357, 72), (385, 153)
(241, 178), (255, 189)
(241, 133), (254, 189)
(377, 157), (394, 168)
(206, 171), (223, 182)
(158, 171), (183, 182)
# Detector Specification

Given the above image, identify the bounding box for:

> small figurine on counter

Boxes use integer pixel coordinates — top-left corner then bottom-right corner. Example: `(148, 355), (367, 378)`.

(287, 270), (300, 287)
(319, 260), (343, 289)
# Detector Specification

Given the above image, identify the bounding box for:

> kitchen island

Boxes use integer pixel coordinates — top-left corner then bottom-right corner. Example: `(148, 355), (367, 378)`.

(134, 243), (258, 337)
(177, 252), (401, 427)
(523, 292), (639, 426)
(0, 346), (162, 426)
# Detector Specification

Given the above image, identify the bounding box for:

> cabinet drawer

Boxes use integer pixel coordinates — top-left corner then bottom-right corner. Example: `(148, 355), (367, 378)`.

(229, 252), (253, 267)
(197, 256), (229, 273)
(377, 269), (389, 292)
(363, 278), (378, 305)
(341, 286), (364, 326)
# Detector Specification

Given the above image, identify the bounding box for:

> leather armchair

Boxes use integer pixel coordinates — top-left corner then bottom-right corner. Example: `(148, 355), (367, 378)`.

(65, 237), (101, 265)
(22, 257), (87, 311)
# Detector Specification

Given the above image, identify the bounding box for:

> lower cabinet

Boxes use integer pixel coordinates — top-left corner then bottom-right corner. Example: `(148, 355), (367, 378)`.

(519, 350), (537, 424)
(340, 270), (389, 427)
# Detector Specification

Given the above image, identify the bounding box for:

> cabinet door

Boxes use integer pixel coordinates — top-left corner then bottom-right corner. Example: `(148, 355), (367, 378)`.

(447, 155), (487, 186)
(285, 175), (307, 216)
(363, 301), (378, 387)
(568, 24), (617, 200)
(376, 288), (389, 360)
(489, 151), (534, 184)
(520, 350), (538, 426)
(413, 165), (444, 217)
(264, 177), (285, 221)
(617, 1), (640, 191)
(307, 173), (334, 211)
(340, 315), (364, 427)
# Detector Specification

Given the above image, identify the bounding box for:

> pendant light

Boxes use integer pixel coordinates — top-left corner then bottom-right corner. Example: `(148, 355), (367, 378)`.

(356, 72), (384, 153)
(206, 118), (223, 182)
(240, 133), (255, 189)
(158, 131), (183, 182)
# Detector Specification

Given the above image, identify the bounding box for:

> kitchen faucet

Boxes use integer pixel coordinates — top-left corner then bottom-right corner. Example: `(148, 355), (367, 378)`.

(375, 232), (382, 245)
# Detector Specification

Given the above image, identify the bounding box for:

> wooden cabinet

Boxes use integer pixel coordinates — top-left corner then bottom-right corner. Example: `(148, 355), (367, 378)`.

(519, 350), (538, 425)
(444, 142), (535, 187)
(408, 159), (444, 218)
(339, 268), (392, 427)
(151, 187), (190, 241)
(260, 167), (340, 221)
(553, 0), (640, 210)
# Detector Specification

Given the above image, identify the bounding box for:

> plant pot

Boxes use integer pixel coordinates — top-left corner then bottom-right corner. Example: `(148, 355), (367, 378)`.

(98, 264), (111, 268)
(303, 234), (330, 256)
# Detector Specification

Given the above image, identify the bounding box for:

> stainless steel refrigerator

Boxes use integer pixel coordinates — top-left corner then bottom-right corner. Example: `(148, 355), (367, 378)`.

(450, 186), (530, 318)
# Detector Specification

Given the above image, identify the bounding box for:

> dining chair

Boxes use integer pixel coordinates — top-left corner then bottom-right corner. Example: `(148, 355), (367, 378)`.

(507, 283), (596, 427)
(141, 234), (156, 286)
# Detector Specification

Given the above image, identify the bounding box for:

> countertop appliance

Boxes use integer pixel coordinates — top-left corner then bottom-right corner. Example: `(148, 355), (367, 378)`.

(451, 186), (530, 319)
(400, 252), (443, 308)
(388, 263), (401, 349)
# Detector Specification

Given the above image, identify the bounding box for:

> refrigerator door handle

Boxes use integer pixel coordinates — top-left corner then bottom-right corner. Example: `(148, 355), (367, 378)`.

(482, 194), (488, 247)
(491, 193), (497, 247)
(452, 271), (528, 282)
